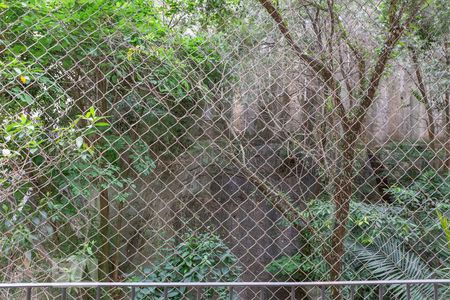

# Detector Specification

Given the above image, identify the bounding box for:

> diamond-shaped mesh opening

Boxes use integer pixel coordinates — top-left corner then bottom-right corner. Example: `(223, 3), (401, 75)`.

(1, 0), (449, 299)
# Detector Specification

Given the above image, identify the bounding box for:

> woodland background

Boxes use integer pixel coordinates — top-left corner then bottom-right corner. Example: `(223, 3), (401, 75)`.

(0, 0), (449, 299)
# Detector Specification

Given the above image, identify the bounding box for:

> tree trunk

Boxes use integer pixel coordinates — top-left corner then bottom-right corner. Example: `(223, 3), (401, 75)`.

(410, 48), (439, 169)
(98, 189), (111, 281)
(96, 64), (112, 282)
(327, 127), (356, 299)
(445, 91), (450, 172)
(444, 42), (450, 172)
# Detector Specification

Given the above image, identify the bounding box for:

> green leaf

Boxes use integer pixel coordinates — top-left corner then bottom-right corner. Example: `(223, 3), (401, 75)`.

(16, 92), (34, 104)
(89, 106), (96, 117)
(437, 211), (450, 250)
(349, 237), (437, 299)
(94, 122), (109, 127)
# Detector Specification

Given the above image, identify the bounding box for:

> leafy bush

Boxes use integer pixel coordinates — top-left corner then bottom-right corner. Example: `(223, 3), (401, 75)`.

(130, 231), (240, 299)
(267, 197), (422, 280)
(381, 142), (445, 184)
(387, 170), (449, 209)
(1, 0), (226, 283)
(386, 171), (449, 258)
(266, 253), (327, 282)
(267, 189), (449, 298)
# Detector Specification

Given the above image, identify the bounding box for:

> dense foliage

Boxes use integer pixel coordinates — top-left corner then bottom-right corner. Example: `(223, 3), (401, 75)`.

(131, 231), (240, 300)
(0, 0), (231, 287)
(268, 167), (450, 298)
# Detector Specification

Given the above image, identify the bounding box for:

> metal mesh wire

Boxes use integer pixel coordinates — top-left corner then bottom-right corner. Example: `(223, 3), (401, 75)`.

(0, 0), (449, 299)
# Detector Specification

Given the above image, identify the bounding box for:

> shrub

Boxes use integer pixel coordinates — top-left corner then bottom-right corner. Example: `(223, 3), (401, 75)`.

(130, 231), (240, 299)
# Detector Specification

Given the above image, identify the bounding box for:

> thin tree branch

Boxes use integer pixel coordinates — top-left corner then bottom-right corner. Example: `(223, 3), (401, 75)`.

(258, 0), (348, 125)
(354, 0), (425, 129)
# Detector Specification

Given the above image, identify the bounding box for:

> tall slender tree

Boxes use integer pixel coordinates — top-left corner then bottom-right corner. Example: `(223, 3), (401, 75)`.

(257, 0), (426, 297)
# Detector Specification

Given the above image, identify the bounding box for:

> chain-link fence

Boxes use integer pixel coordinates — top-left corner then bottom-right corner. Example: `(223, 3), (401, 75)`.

(0, 0), (449, 299)
(2, 280), (450, 300)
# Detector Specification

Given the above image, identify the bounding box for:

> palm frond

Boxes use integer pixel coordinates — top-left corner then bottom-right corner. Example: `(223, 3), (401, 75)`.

(349, 237), (437, 300)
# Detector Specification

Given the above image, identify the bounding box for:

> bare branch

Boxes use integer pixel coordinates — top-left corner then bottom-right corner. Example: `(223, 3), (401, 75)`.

(258, 0), (348, 124)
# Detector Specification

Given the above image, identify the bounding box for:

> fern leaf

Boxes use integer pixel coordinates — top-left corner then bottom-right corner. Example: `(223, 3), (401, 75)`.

(350, 237), (436, 300)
